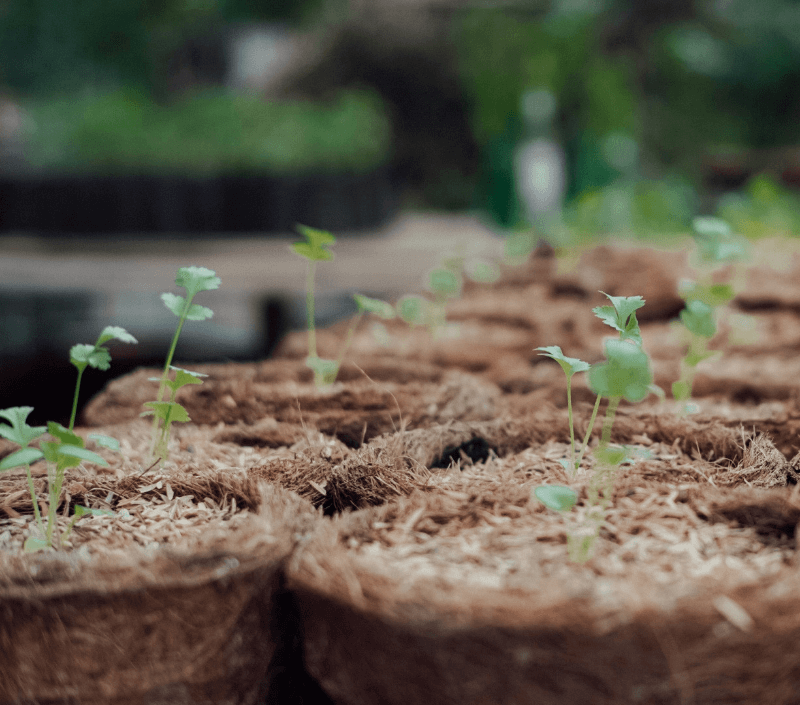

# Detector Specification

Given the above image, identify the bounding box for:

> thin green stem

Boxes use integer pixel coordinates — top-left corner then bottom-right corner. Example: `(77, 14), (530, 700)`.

(25, 466), (43, 531)
(574, 394), (602, 471)
(599, 395), (621, 449)
(306, 261), (317, 359)
(566, 376), (576, 472)
(69, 367), (85, 431)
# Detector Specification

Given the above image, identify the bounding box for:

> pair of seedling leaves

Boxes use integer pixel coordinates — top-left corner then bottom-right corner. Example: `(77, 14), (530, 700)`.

(533, 292), (655, 513)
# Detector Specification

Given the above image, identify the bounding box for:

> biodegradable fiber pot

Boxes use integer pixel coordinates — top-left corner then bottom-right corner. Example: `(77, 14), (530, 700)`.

(0, 482), (312, 705)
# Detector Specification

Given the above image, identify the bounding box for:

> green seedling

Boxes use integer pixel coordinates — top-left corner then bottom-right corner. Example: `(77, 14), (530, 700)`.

(672, 217), (749, 413)
(143, 366), (207, 462)
(0, 408), (111, 551)
(291, 224), (338, 386)
(147, 265), (220, 461)
(534, 292), (655, 562)
(0, 325), (133, 551)
(426, 264), (463, 338)
(330, 293), (396, 376)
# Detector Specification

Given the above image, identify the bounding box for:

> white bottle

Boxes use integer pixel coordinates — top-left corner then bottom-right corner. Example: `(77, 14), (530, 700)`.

(513, 88), (567, 231)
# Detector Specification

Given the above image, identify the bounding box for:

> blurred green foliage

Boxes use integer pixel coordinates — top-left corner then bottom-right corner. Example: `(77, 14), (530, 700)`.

(21, 88), (392, 174)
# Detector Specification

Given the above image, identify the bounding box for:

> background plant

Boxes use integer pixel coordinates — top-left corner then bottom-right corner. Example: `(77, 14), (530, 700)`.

(672, 216), (749, 413)
(144, 266), (219, 461)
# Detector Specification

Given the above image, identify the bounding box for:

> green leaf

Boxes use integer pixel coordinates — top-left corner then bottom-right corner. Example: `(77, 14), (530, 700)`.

(47, 422), (84, 448)
(293, 224), (336, 261)
(680, 300), (716, 338)
(672, 380), (691, 401)
(88, 433), (119, 451)
(96, 325), (137, 346)
(0, 447), (44, 471)
(594, 446), (627, 465)
(57, 445), (109, 466)
(536, 346), (591, 378)
(691, 217), (749, 266)
(24, 536), (49, 553)
(396, 295), (429, 326)
(428, 268), (462, 298)
(175, 266), (221, 299)
(588, 339), (653, 402)
(0, 407), (47, 447)
(681, 282), (735, 308)
(73, 505), (115, 518)
(305, 356), (340, 385)
(70, 343), (111, 371)
(534, 485), (578, 512)
(160, 293), (214, 321)
(353, 294), (396, 320)
(163, 366), (207, 393)
(143, 401), (191, 424)
(593, 292), (645, 345)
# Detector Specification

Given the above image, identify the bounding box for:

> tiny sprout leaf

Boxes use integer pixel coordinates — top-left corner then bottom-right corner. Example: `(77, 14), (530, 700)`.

(293, 224), (336, 261)
(536, 346), (591, 378)
(88, 433), (119, 451)
(47, 422), (83, 448)
(428, 268), (462, 298)
(73, 505), (115, 518)
(305, 356), (340, 385)
(353, 294), (396, 320)
(0, 406), (46, 447)
(24, 536), (49, 553)
(0, 447), (44, 472)
(164, 367), (207, 393)
(594, 446), (628, 466)
(534, 485), (578, 512)
(588, 339), (653, 402)
(396, 295), (429, 326)
(144, 401), (191, 424)
(175, 266), (221, 298)
(160, 293), (214, 321)
(70, 343), (111, 371)
(96, 325), (137, 346)
(57, 445), (109, 466)
(680, 300), (716, 338)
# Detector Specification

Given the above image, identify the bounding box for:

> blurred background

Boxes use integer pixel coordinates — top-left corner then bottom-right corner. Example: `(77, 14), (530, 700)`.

(1, 0), (800, 423)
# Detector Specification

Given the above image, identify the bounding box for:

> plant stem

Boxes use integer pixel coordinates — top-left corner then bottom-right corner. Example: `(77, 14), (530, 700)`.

(566, 376), (576, 471)
(25, 466), (43, 532)
(69, 367), (85, 431)
(599, 395), (621, 449)
(306, 260), (317, 359)
(574, 394), (602, 471)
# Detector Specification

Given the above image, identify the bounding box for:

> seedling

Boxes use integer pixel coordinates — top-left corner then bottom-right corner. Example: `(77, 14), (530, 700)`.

(0, 325), (134, 551)
(534, 292), (655, 562)
(291, 224), (338, 386)
(146, 266), (220, 461)
(672, 217), (749, 413)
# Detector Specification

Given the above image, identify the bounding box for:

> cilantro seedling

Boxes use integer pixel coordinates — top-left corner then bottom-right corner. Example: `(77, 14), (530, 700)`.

(672, 217), (749, 413)
(291, 224), (337, 386)
(534, 292), (656, 562)
(147, 265), (220, 461)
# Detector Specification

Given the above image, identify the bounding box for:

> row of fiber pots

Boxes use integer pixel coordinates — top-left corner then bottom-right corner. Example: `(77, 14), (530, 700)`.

(0, 165), (399, 234)
(4, 238), (800, 703)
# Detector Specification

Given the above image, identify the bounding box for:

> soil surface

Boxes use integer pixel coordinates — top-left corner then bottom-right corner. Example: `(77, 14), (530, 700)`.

(3, 236), (800, 704)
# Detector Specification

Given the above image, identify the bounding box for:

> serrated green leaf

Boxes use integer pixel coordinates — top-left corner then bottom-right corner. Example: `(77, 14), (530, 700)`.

(0, 447), (44, 471)
(88, 433), (119, 451)
(47, 422), (83, 448)
(588, 339), (653, 402)
(593, 292), (645, 344)
(353, 294), (395, 320)
(293, 225), (336, 261)
(534, 485), (578, 512)
(535, 346), (591, 377)
(183, 303), (214, 321)
(0, 407), (46, 447)
(70, 343), (112, 371)
(175, 266), (221, 298)
(96, 325), (137, 346)
(161, 292), (186, 317)
(170, 367), (207, 391)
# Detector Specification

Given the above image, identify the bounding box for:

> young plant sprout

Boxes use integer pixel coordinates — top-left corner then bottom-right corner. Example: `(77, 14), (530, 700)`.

(426, 264), (463, 337)
(0, 326), (134, 551)
(534, 292), (655, 562)
(145, 266), (220, 461)
(672, 217), (749, 413)
(291, 224), (338, 386)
